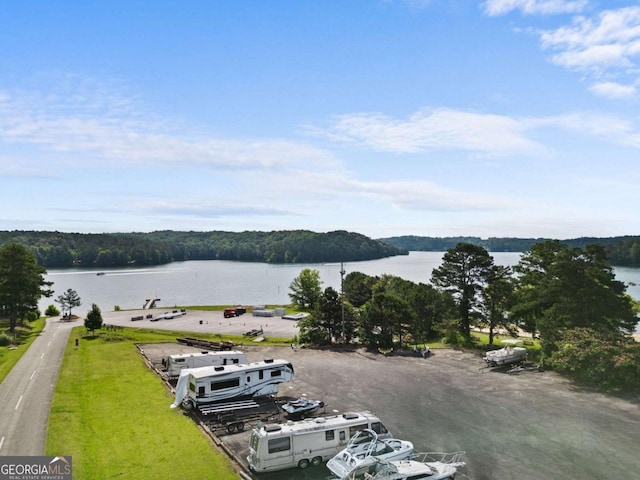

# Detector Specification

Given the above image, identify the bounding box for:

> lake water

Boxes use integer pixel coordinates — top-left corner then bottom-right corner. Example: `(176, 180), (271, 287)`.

(40, 251), (640, 332)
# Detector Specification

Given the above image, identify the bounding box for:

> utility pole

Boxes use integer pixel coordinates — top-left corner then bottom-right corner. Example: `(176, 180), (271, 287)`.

(340, 262), (345, 343)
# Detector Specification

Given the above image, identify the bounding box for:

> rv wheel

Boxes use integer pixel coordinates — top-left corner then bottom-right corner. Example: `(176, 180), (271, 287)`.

(226, 423), (236, 434)
(311, 456), (322, 467)
(235, 421), (245, 432)
(298, 459), (310, 469)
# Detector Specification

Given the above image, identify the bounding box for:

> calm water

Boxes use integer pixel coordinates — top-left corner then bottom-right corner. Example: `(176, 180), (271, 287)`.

(40, 251), (640, 332)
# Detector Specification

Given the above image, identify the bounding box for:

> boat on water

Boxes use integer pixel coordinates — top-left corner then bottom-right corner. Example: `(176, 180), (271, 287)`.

(327, 429), (414, 479)
(348, 451), (465, 480)
(483, 339), (527, 367)
(281, 397), (324, 418)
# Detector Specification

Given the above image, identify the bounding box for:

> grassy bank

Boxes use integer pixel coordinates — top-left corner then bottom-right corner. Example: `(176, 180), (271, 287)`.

(46, 327), (240, 480)
(0, 317), (46, 382)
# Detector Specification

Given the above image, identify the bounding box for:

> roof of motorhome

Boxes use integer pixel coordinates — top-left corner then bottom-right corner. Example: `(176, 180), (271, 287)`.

(168, 350), (245, 359)
(256, 411), (379, 436)
(188, 359), (292, 379)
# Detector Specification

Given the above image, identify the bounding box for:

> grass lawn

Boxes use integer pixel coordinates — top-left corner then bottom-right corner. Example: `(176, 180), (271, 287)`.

(0, 317), (46, 383)
(46, 327), (241, 480)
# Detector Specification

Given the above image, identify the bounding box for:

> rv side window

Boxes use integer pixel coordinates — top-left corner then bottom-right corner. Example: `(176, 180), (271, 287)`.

(175, 358), (185, 363)
(211, 378), (240, 391)
(189, 381), (195, 393)
(268, 437), (291, 454)
(340, 431), (346, 442)
(259, 370), (264, 380)
(370, 422), (388, 435)
(233, 359), (239, 364)
(197, 386), (205, 397)
(325, 430), (335, 441)
(270, 370), (282, 378)
(349, 424), (367, 437)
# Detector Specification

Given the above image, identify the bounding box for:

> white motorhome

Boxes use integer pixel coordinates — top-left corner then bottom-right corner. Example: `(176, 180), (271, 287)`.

(164, 350), (247, 377)
(171, 359), (294, 409)
(247, 411), (391, 473)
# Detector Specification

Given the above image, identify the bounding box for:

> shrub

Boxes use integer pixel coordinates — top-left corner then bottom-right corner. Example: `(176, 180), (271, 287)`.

(549, 328), (640, 392)
(25, 310), (41, 322)
(45, 304), (60, 317)
(0, 333), (13, 347)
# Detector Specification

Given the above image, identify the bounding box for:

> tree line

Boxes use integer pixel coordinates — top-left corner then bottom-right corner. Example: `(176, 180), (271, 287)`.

(379, 235), (640, 267)
(292, 241), (640, 392)
(0, 230), (407, 268)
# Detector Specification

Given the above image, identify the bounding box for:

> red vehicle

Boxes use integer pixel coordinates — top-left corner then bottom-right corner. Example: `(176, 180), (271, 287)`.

(223, 308), (237, 318)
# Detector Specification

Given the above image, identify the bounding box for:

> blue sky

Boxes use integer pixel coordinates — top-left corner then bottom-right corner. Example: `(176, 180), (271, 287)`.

(1, 0), (640, 239)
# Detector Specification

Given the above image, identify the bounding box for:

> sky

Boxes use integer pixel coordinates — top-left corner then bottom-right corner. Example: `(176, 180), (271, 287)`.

(1, 0), (640, 240)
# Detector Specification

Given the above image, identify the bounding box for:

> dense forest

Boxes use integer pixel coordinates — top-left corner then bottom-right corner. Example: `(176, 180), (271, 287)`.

(379, 235), (640, 267)
(0, 230), (407, 268)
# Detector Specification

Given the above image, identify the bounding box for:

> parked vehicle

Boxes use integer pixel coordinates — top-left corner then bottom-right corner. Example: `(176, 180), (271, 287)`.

(352, 452), (465, 480)
(281, 397), (324, 419)
(327, 429), (413, 479)
(164, 350), (247, 377)
(171, 359), (294, 409)
(483, 339), (527, 367)
(224, 308), (237, 318)
(247, 411), (391, 473)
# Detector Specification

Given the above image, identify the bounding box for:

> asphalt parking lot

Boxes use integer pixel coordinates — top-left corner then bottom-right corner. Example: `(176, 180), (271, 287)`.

(135, 320), (640, 480)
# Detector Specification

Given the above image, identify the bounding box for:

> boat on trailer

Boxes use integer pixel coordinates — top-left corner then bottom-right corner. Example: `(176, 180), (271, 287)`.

(483, 339), (527, 367)
(281, 397), (324, 418)
(351, 451), (465, 480)
(327, 429), (414, 480)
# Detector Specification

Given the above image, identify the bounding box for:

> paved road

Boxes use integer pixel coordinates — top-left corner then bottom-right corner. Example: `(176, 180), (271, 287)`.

(0, 317), (75, 455)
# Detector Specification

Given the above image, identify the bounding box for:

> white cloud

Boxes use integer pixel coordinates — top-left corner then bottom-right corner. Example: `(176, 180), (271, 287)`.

(0, 83), (337, 172)
(347, 178), (519, 211)
(314, 108), (544, 156)
(483, 0), (587, 16)
(530, 111), (640, 147)
(589, 81), (636, 99)
(539, 7), (640, 73)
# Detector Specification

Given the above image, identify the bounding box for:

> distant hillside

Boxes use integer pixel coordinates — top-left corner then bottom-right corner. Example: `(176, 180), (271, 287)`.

(378, 235), (640, 267)
(0, 230), (407, 268)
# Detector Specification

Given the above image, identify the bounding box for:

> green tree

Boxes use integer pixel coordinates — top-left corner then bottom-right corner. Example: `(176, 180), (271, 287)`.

(0, 243), (53, 333)
(56, 288), (82, 317)
(480, 265), (515, 345)
(513, 241), (638, 356)
(431, 243), (494, 340)
(288, 268), (323, 309)
(85, 303), (103, 336)
(343, 271), (377, 308)
(408, 283), (456, 343)
(359, 289), (412, 349)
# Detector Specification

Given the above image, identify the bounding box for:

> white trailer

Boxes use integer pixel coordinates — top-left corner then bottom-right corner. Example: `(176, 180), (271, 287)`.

(171, 359), (294, 409)
(165, 350), (247, 377)
(247, 411), (391, 473)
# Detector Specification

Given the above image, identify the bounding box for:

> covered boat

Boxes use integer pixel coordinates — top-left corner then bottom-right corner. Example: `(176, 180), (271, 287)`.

(281, 397), (324, 418)
(351, 452), (465, 480)
(483, 339), (527, 367)
(327, 429), (413, 479)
